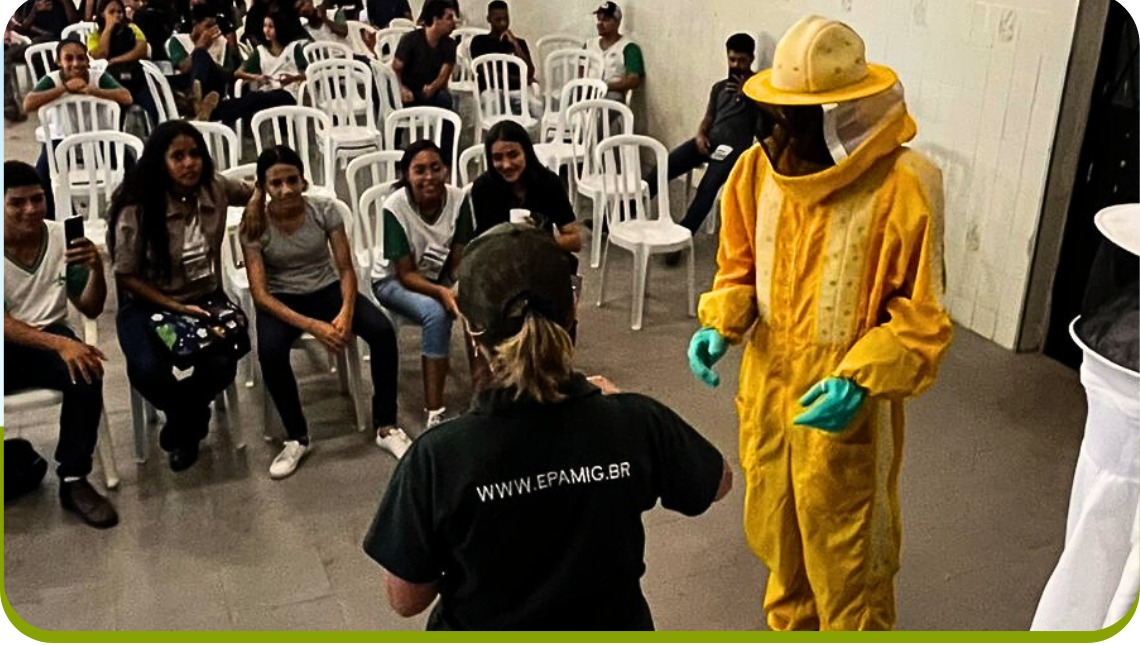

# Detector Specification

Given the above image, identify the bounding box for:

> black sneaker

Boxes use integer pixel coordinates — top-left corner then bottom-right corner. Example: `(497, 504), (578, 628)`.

(169, 442), (200, 473)
(59, 479), (119, 529)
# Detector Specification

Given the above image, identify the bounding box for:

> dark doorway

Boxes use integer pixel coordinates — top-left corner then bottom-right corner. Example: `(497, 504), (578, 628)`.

(1043, 1), (1139, 369)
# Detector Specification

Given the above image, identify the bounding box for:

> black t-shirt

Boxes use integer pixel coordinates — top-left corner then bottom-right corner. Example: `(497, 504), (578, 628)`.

(362, 375), (725, 630)
(705, 75), (766, 152)
(470, 166), (578, 272)
(15, 0), (72, 40)
(394, 29), (457, 103)
(469, 33), (531, 91)
(366, 0), (410, 28)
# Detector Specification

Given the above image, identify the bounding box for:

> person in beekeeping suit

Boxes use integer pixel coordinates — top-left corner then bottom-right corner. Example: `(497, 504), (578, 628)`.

(686, 15), (953, 630)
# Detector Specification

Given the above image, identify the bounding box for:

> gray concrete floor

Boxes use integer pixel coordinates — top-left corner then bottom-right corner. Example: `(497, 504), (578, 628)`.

(2, 114), (1088, 632)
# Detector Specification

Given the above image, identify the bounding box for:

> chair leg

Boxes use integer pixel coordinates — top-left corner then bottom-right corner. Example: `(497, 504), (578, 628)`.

(224, 383), (245, 450)
(335, 351), (350, 394)
(596, 240), (611, 307)
(687, 241), (697, 317)
(96, 411), (120, 490)
(632, 246), (650, 331)
(129, 388), (148, 463)
(344, 342), (368, 432)
(589, 198), (604, 269)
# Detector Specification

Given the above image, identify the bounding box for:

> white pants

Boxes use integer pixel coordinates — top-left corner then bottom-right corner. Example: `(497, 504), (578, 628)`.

(1032, 354), (1140, 630)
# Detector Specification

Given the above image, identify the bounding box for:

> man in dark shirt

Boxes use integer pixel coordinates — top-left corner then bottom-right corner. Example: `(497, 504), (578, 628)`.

(365, 0), (409, 27)
(644, 33), (767, 250)
(13, 0), (79, 41)
(392, 0), (456, 108)
(468, 0), (534, 90)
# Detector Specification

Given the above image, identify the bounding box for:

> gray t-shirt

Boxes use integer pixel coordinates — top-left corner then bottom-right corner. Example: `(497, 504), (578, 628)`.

(241, 197), (343, 295)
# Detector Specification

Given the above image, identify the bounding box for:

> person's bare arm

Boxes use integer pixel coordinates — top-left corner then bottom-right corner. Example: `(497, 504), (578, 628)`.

(327, 225), (357, 338)
(554, 222), (582, 253)
(65, 238), (108, 319)
(394, 255), (458, 315)
(391, 56), (413, 102)
(385, 573), (439, 617)
(23, 83), (68, 113)
(423, 62), (452, 96)
(90, 25), (116, 59)
(713, 458), (733, 502)
(608, 73), (640, 94)
(85, 81), (133, 105)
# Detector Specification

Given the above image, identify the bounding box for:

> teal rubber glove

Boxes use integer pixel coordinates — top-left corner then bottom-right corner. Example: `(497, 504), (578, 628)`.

(794, 377), (867, 432)
(687, 327), (728, 388)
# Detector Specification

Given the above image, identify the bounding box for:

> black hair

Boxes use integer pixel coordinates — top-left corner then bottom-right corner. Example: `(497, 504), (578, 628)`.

(4, 161), (45, 195)
(726, 33), (755, 56)
(487, 0), (508, 13)
(55, 35), (87, 58)
(94, 0), (124, 31)
(108, 120), (216, 282)
(263, 7), (307, 47)
(418, 0), (456, 26)
(483, 120), (545, 188)
(394, 139), (445, 191)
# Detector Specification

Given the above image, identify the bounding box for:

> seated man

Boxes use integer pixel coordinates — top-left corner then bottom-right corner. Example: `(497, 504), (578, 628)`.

(23, 36), (133, 219)
(296, 0), (348, 44)
(644, 33), (766, 263)
(366, 0), (410, 28)
(3, 161), (118, 530)
(469, 0), (539, 117)
(586, 2), (641, 103)
(392, 0), (456, 109)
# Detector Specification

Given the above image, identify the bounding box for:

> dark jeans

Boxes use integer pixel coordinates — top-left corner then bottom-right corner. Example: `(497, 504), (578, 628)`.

(4, 325), (101, 478)
(117, 295), (239, 451)
(256, 283), (399, 440)
(185, 48), (296, 127)
(643, 138), (743, 232)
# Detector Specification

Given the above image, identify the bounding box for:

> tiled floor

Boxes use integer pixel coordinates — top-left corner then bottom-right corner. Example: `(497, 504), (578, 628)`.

(2, 114), (1089, 632)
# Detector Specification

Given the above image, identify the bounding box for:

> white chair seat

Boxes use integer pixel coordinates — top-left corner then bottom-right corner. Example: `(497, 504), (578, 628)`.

(328, 127), (381, 148)
(609, 220), (693, 250)
(576, 174), (648, 197)
(6, 389), (63, 407)
(481, 113), (538, 131)
(533, 141), (574, 161)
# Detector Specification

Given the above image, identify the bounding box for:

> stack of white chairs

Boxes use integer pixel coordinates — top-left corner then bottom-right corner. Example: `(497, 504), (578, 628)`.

(593, 134), (696, 331)
(470, 53), (537, 143)
(383, 106), (462, 184)
(344, 20), (379, 59)
(535, 34), (585, 79)
(533, 77), (607, 196)
(305, 58), (383, 188)
(38, 96), (121, 222)
(53, 131), (144, 249)
(539, 49), (604, 141)
(251, 106), (336, 197)
(370, 60), (404, 138)
(303, 40), (353, 65)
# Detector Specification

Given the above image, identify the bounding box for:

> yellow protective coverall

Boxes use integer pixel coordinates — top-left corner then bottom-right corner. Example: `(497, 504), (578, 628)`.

(697, 105), (953, 630)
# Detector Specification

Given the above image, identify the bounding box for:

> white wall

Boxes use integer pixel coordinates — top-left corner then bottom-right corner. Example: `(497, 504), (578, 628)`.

(463, 0), (1082, 349)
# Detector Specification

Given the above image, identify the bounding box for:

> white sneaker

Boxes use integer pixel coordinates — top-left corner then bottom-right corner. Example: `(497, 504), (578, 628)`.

(269, 440), (309, 479)
(375, 427), (413, 459)
(425, 406), (448, 429)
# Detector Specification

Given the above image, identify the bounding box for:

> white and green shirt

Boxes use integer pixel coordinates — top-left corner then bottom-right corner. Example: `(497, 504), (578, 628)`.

(374, 186), (475, 283)
(33, 70), (124, 139)
(4, 221), (90, 329)
(241, 41), (309, 100)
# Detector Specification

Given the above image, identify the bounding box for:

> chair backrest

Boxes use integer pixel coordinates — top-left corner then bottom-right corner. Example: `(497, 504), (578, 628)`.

(470, 53), (533, 123)
(38, 96), (123, 180)
(138, 60), (179, 123)
(541, 48), (603, 109)
(535, 34), (584, 74)
(370, 60), (403, 132)
(24, 41), (57, 81)
(457, 144), (485, 187)
(357, 183), (393, 274)
(54, 130), (144, 223)
(384, 106), (462, 183)
(544, 77), (607, 143)
(346, 150), (402, 223)
(305, 58), (376, 131)
(61, 22), (98, 42)
(373, 26), (412, 64)
(450, 27), (489, 84)
(389, 18), (416, 29)
(189, 120), (241, 171)
(344, 20), (378, 58)
(303, 40), (353, 65)
(565, 98), (633, 182)
(250, 106), (333, 191)
(594, 134), (670, 229)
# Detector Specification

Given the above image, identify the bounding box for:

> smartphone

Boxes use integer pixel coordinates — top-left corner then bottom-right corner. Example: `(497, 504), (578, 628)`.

(63, 216), (84, 247)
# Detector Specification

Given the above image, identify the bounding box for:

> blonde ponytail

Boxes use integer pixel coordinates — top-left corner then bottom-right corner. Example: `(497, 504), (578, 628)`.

(488, 312), (575, 404)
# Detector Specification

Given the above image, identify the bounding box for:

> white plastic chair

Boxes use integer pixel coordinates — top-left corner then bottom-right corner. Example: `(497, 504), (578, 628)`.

(344, 20), (379, 59)
(540, 49), (604, 141)
(470, 53), (538, 143)
(357, 184), (412, 329)
(535, 34), (585, 76)
(189, 120), (241, 171)
(384, 106), (461, 183)
(128, 360), (245, 461)
(305, 58), (382, 185)
(303, 40), (353, 65)
(250, 106), (335, 197)
(24, 41), (57, 82)
(53, 131), (144, 247)
(4, 305), (120, 490)
(61, 22), (98, 42)
(457, 144), (484, 187)
(369, 60), (404, 136)
(373, 26), (412, 64)
(449, 27), (489, 109)
(346, 150), (402, 226)
(564, 98), (635, 267)
(138, 60), (180, 123)
(593, 134), (695, 331)
(388, 17), (416, 29)
(533, 77), (607, 197)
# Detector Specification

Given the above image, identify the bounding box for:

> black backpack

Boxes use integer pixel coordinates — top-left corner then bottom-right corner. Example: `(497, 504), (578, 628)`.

(4, 438), (48, 502)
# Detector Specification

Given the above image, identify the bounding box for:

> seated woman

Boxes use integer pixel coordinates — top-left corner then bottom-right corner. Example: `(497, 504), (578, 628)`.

(363, 224), (732, 630)
(87, 0), (157, 124)
(108, 120), (253, 473)
(241, 146), (410, 479)
(470, 120), (582, 261)
(196, 9), (307, 123)
(167, 8), (241, 116)
(371, 140), (475, 430)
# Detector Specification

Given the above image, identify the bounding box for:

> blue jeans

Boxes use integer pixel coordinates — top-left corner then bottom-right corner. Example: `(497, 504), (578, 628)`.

(373, 277), (453, 359)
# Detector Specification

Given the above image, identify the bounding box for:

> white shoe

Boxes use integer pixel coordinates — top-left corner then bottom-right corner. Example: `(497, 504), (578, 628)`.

(375, 427), (413, 459)
(425, 406), (448, 430)
(269, 440), (309, 479)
